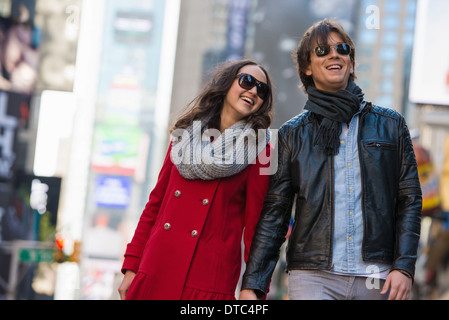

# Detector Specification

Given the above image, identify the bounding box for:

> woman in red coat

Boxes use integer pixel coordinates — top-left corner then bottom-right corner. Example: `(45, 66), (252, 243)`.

(118, 59), (275, 300)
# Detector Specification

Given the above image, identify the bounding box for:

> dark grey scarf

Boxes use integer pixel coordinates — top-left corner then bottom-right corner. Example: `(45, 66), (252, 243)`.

(305, 80), (364, 156)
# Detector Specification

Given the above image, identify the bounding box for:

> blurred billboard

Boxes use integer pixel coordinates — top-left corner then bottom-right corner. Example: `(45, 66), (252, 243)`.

(0, 1), (39, 96)
(0, 0), (40, 238)
(409, 0), (449, 106)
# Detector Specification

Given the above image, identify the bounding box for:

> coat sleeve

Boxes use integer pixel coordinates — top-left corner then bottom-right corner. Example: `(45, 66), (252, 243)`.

(121, 144), (173, 274)
(241, 130), (295, 297)
(242, 144), (272, 263)
(392, 117), (422, 277)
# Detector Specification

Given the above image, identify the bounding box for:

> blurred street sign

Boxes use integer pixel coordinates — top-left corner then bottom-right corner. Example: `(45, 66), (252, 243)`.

(2, 240), (56, 299)
(19, 247), (54, 263)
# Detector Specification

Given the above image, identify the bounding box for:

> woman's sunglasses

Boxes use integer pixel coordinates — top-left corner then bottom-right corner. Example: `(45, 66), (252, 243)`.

(236, 73), (269, 100)
(314, 43), (351, 57)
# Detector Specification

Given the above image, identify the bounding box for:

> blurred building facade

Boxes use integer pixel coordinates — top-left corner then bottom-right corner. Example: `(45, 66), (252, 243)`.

(355, 0), (417, 118)
(0, 0), (65, 300)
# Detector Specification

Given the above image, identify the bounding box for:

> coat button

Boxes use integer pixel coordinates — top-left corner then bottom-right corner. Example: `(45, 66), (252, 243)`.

(164, 223), (171, 230)
(202, 199), (209, 205)
(174, 190), (181, 197)
(191, 230), (198, 237)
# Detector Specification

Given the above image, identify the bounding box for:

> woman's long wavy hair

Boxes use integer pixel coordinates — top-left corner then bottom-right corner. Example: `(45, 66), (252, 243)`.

(170, 59), (274, 134)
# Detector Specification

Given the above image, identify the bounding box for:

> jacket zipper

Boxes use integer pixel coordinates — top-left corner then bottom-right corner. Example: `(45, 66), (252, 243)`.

(358, 104), (370, 262)
(329, 155), (335, 270)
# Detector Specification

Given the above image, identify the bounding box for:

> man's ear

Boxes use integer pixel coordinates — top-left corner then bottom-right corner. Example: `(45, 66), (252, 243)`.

(305, 65), (312, 76)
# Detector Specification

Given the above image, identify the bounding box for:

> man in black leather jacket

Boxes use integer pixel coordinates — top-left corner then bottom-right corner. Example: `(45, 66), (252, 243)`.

(240, 19), (422, 300)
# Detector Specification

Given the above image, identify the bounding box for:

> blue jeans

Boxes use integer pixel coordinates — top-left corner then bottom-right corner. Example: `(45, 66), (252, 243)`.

(288, 270), (389, 300)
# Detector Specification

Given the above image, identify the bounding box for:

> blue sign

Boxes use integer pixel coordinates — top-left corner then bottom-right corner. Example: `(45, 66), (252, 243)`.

(94, 175), (131, 209)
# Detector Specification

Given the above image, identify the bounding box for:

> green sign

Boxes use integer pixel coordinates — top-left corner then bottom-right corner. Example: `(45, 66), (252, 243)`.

(19, 248), (54, 263)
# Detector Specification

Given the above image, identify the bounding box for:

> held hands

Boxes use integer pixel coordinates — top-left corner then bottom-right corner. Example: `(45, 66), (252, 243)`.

(239, 289), (259, 300)
(118, 270), (136, 300)
(381, 270), (413, 300)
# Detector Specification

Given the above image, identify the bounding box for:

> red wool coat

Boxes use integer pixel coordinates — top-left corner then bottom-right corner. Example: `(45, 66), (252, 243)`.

(122, 143), (271, 300)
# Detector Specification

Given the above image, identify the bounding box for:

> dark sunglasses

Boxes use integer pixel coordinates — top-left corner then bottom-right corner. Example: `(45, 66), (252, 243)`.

(314, 43), (351, 57)
(236, 73), (269, 100)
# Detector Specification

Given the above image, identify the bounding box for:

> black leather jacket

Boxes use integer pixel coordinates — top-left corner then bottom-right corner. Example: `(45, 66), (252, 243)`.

(242, 103), (422, 296)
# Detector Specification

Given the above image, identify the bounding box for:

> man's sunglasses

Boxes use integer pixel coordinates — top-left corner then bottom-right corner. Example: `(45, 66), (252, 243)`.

(236, 73), (269, 100)
(314, 43), (351, 57)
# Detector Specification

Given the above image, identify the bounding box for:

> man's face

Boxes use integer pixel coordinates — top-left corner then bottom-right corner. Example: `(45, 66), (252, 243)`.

(305, 32), (354, 92)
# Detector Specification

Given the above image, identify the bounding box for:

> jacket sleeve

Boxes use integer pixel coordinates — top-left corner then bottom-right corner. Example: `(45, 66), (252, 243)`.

(241, 129), (294, 297)
(121, 144), (173, 274)
(392, 117), (422, 277)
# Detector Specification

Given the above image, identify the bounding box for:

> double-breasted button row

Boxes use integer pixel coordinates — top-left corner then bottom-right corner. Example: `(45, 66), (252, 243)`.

(169, 189), (206, 237)
(174, 189), (208, 206)
(163, 223), (198, 238)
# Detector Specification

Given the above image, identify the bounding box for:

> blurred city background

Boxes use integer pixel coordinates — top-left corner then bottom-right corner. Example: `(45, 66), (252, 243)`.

(0, 0), (448, 300)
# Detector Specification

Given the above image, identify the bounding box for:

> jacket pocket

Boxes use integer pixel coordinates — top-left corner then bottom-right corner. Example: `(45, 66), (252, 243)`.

(360, 139), (400, 209)
(363, 140), (397, 150)
(361, 140), (399, 170)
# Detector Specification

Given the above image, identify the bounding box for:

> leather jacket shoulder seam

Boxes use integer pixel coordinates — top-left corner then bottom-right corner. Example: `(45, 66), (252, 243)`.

(370, 104), (402, 121)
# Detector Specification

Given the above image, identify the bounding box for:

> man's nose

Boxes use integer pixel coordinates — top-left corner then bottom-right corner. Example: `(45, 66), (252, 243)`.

(329, 46), (339, 57)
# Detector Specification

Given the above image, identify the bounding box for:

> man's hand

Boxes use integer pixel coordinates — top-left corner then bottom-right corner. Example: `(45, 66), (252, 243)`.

(381, 270), (413, 300)
(239, 289), (259, 300)
(118, 270), (136, 300)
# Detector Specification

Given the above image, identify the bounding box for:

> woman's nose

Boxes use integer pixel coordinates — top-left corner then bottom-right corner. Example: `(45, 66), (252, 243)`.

(248, 85), (258, 95)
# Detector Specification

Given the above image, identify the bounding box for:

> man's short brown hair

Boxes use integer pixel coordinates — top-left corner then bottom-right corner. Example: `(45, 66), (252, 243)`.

(292, 18), (356, 92)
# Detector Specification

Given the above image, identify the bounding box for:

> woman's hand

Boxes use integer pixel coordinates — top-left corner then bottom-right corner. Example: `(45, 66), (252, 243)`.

(118, 270), (136, 300)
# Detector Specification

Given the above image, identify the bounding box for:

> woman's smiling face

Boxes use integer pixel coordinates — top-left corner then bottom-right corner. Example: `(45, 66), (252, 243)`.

(220, 64), (267, 129)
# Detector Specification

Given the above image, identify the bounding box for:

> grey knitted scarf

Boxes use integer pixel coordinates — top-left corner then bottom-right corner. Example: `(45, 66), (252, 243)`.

(171, 120), (270, 180)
